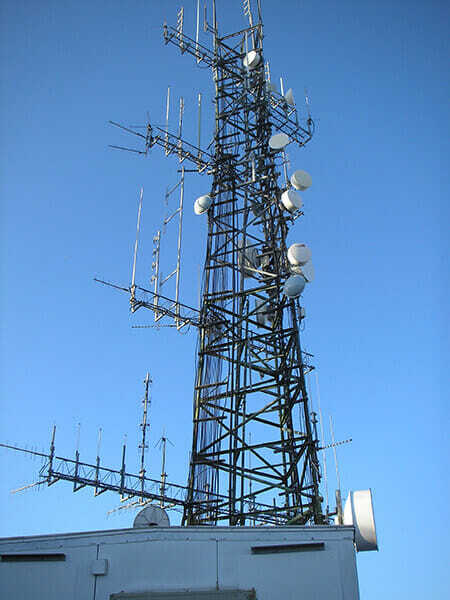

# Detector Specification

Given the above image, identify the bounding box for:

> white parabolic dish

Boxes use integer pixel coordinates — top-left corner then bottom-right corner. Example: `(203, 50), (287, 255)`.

(194, 194), (212, 215)
(133, 505), (170, 528)
(287, 243), (312, 267)
(290, 169), (312, 191)
(243, 50), (260, 70)
(269, 132), (290, 150)
(343, 489), (378, 552)
(283, 274), (306, 298)
(281, 189), (303, 213)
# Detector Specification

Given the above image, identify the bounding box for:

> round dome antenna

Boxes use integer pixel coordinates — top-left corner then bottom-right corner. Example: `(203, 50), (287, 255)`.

(133, 505), (170, 528)
(269, 132), (290, 150)
(287, 243), (312, 267)
(194, 194), (212, 215)
(283, 275), (306, 298)
(290, 170), (312, 191)
(280, 189), (302, 213)
(243, 50), (260, 70)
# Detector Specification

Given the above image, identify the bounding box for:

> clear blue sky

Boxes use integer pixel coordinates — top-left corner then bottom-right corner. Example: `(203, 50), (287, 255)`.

(1, 0), (448, 597)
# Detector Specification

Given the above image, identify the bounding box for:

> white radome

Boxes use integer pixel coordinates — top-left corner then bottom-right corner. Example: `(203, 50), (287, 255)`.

(287, 243), (312, 267)
(269, 132), (290, 150)
(343, 489), (378, 552)
(243, 50), (260, 70)
(283, 274), (306, 298)
(281, 189), (303, 213)
(290, 169), (312, 191)
(194, 194), (212, 215)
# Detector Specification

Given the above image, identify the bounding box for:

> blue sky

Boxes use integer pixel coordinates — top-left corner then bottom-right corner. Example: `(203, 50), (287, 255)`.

(1, 0), (448, 597)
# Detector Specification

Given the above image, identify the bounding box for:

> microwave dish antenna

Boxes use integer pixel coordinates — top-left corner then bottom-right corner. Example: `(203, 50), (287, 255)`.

(133, 505), (170, 528)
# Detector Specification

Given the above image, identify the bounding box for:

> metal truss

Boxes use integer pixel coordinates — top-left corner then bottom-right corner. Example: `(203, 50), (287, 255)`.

(2, 3), (326, 528)
(156, 5), (323, 526)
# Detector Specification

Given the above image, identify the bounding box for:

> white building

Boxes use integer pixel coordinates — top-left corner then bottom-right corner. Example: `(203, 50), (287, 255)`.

(0, 525), (360, 599)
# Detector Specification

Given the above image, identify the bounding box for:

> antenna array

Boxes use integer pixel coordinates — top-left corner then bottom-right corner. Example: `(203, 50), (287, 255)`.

(2, 2), (349, 528)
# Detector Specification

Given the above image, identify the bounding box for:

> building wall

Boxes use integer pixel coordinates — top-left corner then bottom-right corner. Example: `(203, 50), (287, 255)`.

(0, 526), (359, 599)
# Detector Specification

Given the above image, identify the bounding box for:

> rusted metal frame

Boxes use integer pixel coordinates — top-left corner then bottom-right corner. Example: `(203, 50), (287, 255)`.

(207, 482), (299, 518)
(207, 339), (279, 364)
(202, 292), (278, 339)
(251, 462), (285, 471)
(297, 447), (311, 509)
(200, 348), (275, 378)
(289, 301), (323, 523)
(207, 217), (266, 259)
(221, 490), (287, 518)
(282, 442), (309, 483)
(194, 403), (284, 468)
(257, 153), (300, 510)
(196, 394), (282, 456)
(201, 397), (285, 429)
(198, 433), (309, 457)
(195, 456), (286, 487)
(199, 339), (290, 379)
(201, 303), (269, 341)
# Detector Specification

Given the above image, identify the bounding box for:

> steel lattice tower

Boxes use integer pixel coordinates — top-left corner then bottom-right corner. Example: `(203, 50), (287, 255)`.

(166, 3), (325, 526)
(1, 2), (326, 528)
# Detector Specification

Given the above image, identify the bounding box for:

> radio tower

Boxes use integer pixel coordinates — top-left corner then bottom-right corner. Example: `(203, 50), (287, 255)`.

(176, 2), (323, 527)
(2, 1), (326, 528)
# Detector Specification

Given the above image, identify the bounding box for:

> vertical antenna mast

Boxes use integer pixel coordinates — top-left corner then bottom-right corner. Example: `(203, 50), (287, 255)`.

(195, 0), (201, 62)
(130, 187), (143, 309)
(139, 373), (152, 492)
(165, 87), (171, 155)
(330, 415), (343, 524)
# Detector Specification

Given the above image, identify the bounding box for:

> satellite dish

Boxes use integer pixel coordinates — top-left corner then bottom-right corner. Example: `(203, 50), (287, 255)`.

(243, 50), (260, 70)
(283, 274), (306, 298)
(287, 243), (311, 267)
(284, 88), (295, 105)
(194, 194), (212, 215)
(280, 189), (302, 213)
(133, 505), (170, 528)
(290, 170), (312, 191)
(343, 490), (378, 552)
(269, 132), (290, 150)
